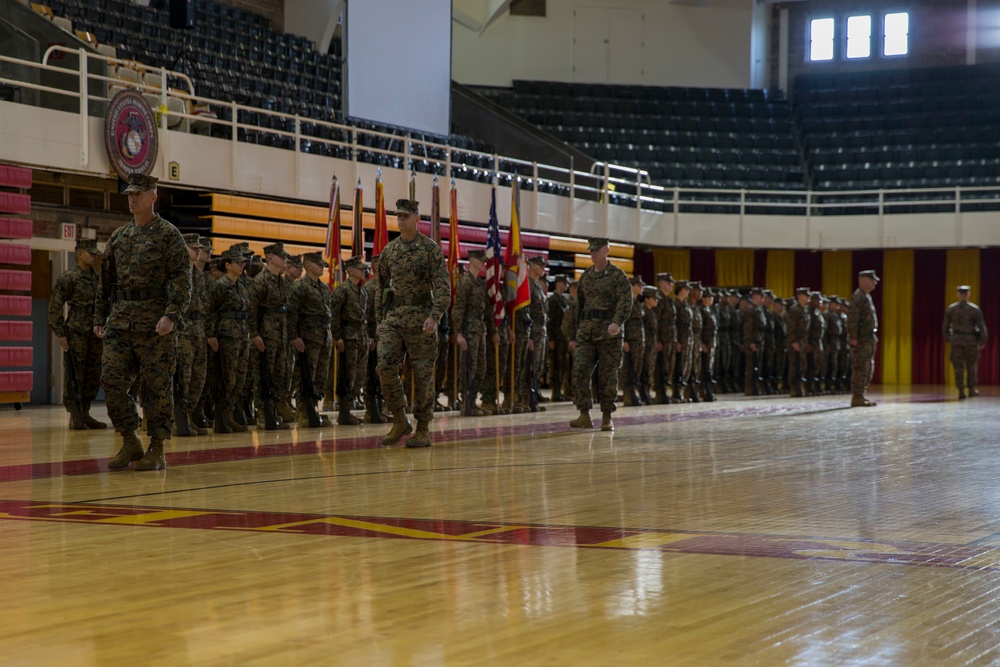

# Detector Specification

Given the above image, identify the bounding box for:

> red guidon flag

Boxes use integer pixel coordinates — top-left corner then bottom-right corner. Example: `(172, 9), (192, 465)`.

(504, 178), (529, 316)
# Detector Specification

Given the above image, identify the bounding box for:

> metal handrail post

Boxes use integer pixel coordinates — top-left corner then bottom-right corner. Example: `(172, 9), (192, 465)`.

(78, 49), (88, 168)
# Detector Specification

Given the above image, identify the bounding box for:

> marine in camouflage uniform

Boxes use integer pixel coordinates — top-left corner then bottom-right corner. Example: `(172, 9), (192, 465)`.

(526, 256), (548, 410)
(228, 242), (255, 425)
(771, 298), (788, 394)
(194, 237), (216, 425)
(282, 254), (305, 413)
(620, 276), (645, 407)
(687, 281), (704, 402)
(288, 252), (334, 426)
(743, 288), (766, 396)
(654, 274), (676, 403)
(943, 285), (988, 399)
(205, 248), (251, 434)
(375, 199), (451, 447)
(174, 234), (209, 436)
(761, 291), (777, 394)
(847, 270), (880, 407)
(248, 242), (294, 429)
(361, 255), (384, 423)
(566, 237), (632, 431)
(823, 296), (842, 394)
(835, 297), (851, 392)
(95, 174), (190, 471)
(452, 250), (497, 416)
(699, 288), (718, 401)
(331, 255), (369, 425)
(805, 292), (827, 396)
(786, 288), (811, 397)
(641, 286), (659, 405)
(715, 289), (732, 393)
(546, 274), (571, 401)
(48, 238), (105, 429)
(672, 281), (693, 402)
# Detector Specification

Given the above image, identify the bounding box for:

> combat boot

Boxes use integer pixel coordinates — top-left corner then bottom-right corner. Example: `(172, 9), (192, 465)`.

(134, 436), (166, 471)
(107, 432), (144, 470)
(187, 412), (209, 435)
(570, 410), (593, 429)
(382, 411), (413, 445)
(958, 388), (967, 400)
(480, 399), (498, 416)
(638, 384), (652, 406)
(689, 382), (701, 403)
(227, 411), (248, 433)
(338, 403), (361, 425)
(232, 401), (248, 426)
(970, 387), (979, 397)
(82, 404), (108, 429)
(277, 400), (297, 424)
(191, 404), (210, 429)
(601, 411), (614, 432)
(851, 394), (877, 407)
(406, 420), (431, 448)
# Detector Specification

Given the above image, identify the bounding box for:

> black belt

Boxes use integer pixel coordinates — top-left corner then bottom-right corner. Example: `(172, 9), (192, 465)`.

(260, 305), (287, 315)
(219, 311), (247, 320)
(116, 287), (166, 300)
(582, 309), (612, 320)
(394, 293), (432, 307)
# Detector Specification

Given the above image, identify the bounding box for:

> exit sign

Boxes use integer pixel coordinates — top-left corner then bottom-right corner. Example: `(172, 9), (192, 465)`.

(61, 223), (76, 240)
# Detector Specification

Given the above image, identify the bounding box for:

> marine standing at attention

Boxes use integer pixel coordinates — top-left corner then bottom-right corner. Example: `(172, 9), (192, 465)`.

(94, 173), (190, 471)
(943, 285), (988, 399)
(565, 237), (632, 432)
(847, 269), (880, 407)
(375, 199), (451, 447)
(48, 238), (106, 430)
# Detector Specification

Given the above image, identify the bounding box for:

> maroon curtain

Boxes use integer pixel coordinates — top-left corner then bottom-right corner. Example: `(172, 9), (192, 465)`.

(911, 249), (946, 385)
(633, 246), (654, 284)
(793, 250), (822, 292)
(853, 250), (884, 383)
(753, 249), (768, 288)
(979, 248), (1000, 385)
(689, 249), (716, 285)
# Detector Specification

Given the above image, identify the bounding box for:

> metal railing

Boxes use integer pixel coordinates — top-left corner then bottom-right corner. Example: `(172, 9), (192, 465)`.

(2, 48), (999, 219)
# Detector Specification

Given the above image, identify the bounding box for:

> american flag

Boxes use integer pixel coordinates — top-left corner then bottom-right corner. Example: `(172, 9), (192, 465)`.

(485, 184), (505, 327)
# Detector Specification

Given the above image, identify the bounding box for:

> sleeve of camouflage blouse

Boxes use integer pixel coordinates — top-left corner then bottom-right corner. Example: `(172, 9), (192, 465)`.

(164, 227), (192, 321)
(94, 231), (119, 327)
(428, 245), (451, 323)
(48, 272), (69, 337)
(611, 269), (632, 327)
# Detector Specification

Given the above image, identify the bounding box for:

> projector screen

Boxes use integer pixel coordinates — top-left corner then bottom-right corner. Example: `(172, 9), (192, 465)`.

(345, 0), (452, 137)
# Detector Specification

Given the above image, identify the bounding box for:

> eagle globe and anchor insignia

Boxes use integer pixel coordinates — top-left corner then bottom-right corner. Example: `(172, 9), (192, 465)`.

(104, 89), (159, 181)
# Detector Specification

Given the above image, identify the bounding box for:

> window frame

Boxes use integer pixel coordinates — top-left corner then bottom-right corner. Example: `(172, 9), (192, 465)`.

(807, 16), (836, 63)
(845, 14), (873, 60)
(882, 11), (910, 58)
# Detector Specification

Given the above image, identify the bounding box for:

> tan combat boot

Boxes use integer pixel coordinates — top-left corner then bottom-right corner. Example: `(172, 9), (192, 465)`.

(406, 420), (431, 448)
(82, 404), (108, 429)
(277, 399), (297, 424)
(480, 399), (497, 416)
(851, 395), (876, 407)
(134, 436), (166, 471)
(601, 411), (614, 432)
(107, 432), (144, 470)
(337, 403), (361, 425)
(381, 411), (413, 446)
(228, 410), (248, 433)
(570, 411), (593, 429)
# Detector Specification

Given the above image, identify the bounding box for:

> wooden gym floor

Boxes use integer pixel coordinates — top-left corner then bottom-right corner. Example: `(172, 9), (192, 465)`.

(2, 386), (1000, 666)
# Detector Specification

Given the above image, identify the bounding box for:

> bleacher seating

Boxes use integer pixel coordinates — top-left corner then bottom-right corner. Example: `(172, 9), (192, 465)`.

(797, 64), (1000, 191)
(475, 80), (807, 191)
(38, 0), (496, 181)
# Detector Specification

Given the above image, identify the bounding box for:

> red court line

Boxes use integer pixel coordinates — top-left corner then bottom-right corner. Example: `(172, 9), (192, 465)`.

(0, 398), (930, 483)
(0, 499), (995, 571)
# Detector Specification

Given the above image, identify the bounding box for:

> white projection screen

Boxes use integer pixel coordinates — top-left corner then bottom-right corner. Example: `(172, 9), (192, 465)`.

(345, 0), (452, 136)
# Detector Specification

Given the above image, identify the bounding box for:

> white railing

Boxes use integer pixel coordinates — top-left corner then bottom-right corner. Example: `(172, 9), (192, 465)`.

(3, 47), (1000, 219)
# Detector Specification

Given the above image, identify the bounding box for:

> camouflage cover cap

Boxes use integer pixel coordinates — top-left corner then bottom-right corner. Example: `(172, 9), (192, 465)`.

(198, 236), (214, 251)
(286, 254), (304, 268)
(219, 248), (245, 263)
(182, 233), (203, 248)
(395, 199), (420, 215)
(763, 289), (775, 298)
(957, 285), (971, 293)
(809, 290), (821, 299)
(467, 249), (486, 261)
(673, 280), (689, 294)
(302, 251), (328, 268)
(795, 286), (810, 296)
(749, 287), (763, 296)
(343, 255), (368, 271)
(123, 173), (158, 193)
(629, 275), (645, 286)
(262, 242), (291, 258)
(642, 286), (659, 298)
(655, 272), (674, 283)
(858, 269), (880, 282)
(689, 281), (703, 291)
(76, 239), (102, 254)
(229, 242), (252, 258)
(551, 273), (568, 284)
(528, 255), (546, 267)
(587, 237), (609, 251)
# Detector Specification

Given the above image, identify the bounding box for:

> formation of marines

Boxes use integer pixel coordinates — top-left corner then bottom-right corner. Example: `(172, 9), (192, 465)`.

(47, 174), (989, 470)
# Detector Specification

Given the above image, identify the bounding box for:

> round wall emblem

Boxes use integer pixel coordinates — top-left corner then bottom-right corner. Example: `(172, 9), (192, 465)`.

(104, 89), (159, 181)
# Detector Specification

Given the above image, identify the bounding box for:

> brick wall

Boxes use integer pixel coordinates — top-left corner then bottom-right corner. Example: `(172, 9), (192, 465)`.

(771, 0), (1000, 91)
(216, 0), (284, 32)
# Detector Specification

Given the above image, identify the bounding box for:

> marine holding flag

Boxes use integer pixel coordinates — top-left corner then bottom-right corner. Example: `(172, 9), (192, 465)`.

(482, 185), (512, 415)
(506, 180), (532, 413)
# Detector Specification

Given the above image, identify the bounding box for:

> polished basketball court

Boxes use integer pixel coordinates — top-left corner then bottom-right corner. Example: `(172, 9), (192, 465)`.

(3, 388), (999, 665)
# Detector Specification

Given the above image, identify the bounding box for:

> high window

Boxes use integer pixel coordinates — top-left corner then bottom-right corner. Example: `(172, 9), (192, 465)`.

(809, 18), (835, 61)
(884, 12), (909, 56)
(846, 15), (872, 59)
